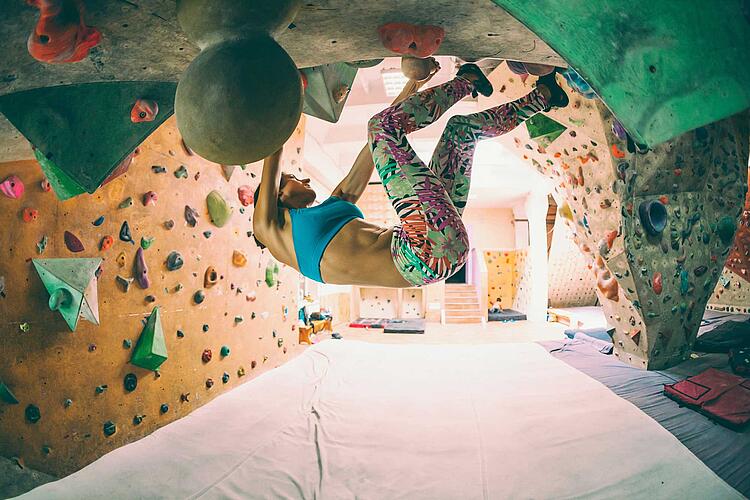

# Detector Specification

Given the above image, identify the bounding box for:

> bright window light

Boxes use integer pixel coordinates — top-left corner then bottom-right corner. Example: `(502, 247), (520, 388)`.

(381, 69), (409, 96)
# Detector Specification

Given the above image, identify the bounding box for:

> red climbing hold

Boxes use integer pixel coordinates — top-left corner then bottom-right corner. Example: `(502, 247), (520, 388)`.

(142, 191), (158, 206)
(611, 144), (626, 159)
(604, 230), (617, 249)
(238, 185), (253, 206)
(201, 349), (212, 363)
(26, 0), (101, 64)
(64, 230), (84, 252)
(22, 207), (38, 222)
(130, 99), (159, 123)
(652, 272), (663, 295)
(659, 195), (669, 205)
(377, 22), (444, 58)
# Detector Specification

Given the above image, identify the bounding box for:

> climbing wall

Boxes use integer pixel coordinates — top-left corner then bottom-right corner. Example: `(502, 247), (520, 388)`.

(512, 249), (532, 313)
(483, 250), (517, 309)
(489, 63), (749, 369)
(358, 182), (399, 227)
(547, 215), (597, 307)
(0, 117), (307, 476)
(708, 163), (750, 313)
(357, 287), (399, 318)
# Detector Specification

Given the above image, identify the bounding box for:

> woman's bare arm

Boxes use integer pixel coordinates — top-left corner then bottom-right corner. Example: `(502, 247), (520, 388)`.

(253, 148), (283, 237)
(332, 67), (437, 204)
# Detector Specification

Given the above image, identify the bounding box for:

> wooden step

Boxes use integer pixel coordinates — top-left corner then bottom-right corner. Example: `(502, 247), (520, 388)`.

(445, 303), (480, 310)
(445, 292), (478, 298)
(445, 296), (480, 303)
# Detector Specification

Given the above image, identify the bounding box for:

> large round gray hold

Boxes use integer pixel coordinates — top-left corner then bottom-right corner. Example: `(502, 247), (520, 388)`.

(176, 37), (304, 164)
(177, 0), (302, 49)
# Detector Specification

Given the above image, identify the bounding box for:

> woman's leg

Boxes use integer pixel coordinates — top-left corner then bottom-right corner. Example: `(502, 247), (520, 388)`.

(368, 77), (476, 286)
(429, 88), (549, 216)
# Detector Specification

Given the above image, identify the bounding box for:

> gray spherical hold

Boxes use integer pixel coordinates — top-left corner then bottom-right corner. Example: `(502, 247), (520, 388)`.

(176, 37), (304, 164)
(177, 0), (303, 49)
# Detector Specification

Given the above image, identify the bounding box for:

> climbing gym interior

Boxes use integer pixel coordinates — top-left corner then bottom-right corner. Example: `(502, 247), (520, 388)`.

(1, 1), (750, 498)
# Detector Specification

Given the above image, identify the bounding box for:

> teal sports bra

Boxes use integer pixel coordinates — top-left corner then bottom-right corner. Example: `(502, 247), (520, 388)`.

(289, 196), (364, 283)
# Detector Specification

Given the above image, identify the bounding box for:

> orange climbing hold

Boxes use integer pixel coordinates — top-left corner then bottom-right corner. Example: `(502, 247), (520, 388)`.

(604, 230), (617, 249)
(595, 255), (619, 301)
(26, 0), (101, 64)
(611, 144), (626, 159)
(659, 195), (669, 205)
(377, 22), (444, 58)
(100, 235), (113, 251)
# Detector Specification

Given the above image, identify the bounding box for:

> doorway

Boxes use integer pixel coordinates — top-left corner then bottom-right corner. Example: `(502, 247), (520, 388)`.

(446, 263), (466, 284)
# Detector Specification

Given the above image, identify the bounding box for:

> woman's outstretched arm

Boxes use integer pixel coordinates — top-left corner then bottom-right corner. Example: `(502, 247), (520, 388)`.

(332, 62), (439, 204)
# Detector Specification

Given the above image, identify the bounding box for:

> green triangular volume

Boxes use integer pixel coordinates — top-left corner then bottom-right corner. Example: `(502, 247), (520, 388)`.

(32, 258), (101, 331)
(130, 307), (167, 371)
(301, 63), (358, 123)
(526, 114), (567, 146)
(0, 81), (177, 196)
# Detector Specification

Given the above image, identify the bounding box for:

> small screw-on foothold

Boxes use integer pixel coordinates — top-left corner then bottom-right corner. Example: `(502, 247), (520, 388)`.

(220, 345), (230, 357)
(63, 399), (72, 408)
(205, 378), (214, 389)
(92, 216), (105, 226)
(103, 420), (117, 437)
(202, 324), (209, 332)
(180, 393), (190, 403)
(95, 384), (108, 394)
(202, 349), (212, 363)
(25, 404), (41, 423)
(123, 339), (132, 348)
(194, 290), (206, 304)
(133, 414), (145, 425)
(222, 372), (230, 384)
(176, 330), (185, 338)
(124, 373), (137, 392)
(160, 403), (169, 414)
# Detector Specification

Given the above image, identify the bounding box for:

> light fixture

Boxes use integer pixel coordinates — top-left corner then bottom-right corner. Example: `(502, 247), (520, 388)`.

(381, 69), (409, 97)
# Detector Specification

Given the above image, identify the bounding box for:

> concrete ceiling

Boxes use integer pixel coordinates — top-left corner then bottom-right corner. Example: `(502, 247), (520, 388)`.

(303, 57), (551, 208)
(0, 0), (562, 163)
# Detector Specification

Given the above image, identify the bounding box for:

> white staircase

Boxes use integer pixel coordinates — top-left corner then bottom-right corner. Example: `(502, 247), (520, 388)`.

(444, 284), (484, 324)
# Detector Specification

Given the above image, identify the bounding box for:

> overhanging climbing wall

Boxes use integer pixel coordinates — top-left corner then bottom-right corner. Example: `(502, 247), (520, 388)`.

(547, 215), (597, 307)
(492, 0), (750, 147)
(0, 117), (307, 476)
(488, 63), (749, 369)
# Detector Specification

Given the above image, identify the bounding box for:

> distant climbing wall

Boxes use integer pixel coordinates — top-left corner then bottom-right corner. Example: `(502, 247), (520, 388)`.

(0, 117), (307, 476)
(483, 250), (517, 309)
(487, 64), (749, 369)
(547, 215), (597, 307)
(709, 163), (750, 314)
(358, 182), (399, 227)
(512, 249), (532, 313)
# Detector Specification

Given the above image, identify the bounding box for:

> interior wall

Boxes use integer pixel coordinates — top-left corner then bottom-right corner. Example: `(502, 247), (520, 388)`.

(463, 207), (515, 250)
(0, 117), (306, 476)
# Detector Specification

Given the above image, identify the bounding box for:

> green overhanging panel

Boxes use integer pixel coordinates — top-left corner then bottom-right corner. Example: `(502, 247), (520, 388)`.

(492, 0), (750, 147)
(0, 81), (177, 194)
(301, 63), (358, 123)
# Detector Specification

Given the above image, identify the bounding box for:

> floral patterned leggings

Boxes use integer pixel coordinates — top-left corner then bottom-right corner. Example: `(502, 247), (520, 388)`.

(367, 77), (548, 286)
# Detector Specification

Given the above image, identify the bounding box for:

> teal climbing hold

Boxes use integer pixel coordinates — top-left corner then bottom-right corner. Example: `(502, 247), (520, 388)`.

(206, 190), (232, 227)
(680, 269), (690, 295)
(32, 258), (102, 331)
(130, 307), (167, 371)
(717, 216), (737, 245)
(220, 345), (230, 357)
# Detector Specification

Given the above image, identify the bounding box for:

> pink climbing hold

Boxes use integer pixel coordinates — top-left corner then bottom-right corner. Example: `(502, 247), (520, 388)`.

(604, 230), (618, 250)
(238, 185), (253, 206)
(40, 178), (51, 192)
(64, 230), (84, 252)
(130, 99), (158, 123)
(1, 175), (24, 199)
(377, 22), (444, 58)
(142, 191), (158, 206)
(134, 247), (150, 289)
